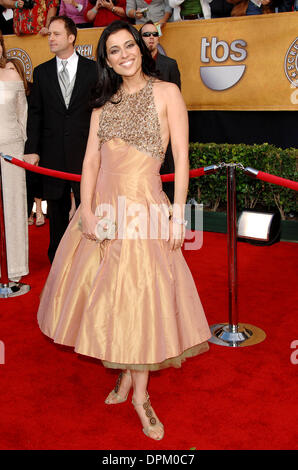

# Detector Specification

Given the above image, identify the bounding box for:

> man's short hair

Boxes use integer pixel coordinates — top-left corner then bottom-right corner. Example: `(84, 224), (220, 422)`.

(49, 16), (78, 45)
(140, 20), (157, 35)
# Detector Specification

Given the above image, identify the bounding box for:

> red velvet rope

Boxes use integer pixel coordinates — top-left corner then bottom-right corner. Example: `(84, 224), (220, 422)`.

(161, 167), (205, 182)
(9, 158), (81, 182)
(3, 156), (297, 189)
(4, 157), (206, 182)
(256, 171), (298, 191)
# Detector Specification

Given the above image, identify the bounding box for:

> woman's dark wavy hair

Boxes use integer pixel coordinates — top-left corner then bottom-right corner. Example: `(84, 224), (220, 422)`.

(91, 20), (159, 109)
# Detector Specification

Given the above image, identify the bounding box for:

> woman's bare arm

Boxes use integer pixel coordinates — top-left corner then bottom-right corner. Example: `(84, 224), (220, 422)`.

(165, 83), (189, 250)
(166, 84), (189, 209)
(80, 108), (102, 238)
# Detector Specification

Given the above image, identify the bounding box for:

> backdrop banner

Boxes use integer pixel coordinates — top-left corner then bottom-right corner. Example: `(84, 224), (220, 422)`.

(4, 12), (298, 111)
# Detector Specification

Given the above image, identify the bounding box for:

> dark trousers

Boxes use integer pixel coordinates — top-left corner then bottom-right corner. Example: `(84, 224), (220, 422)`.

(47, 182), (80, 263)
(26, 170), (44, 216)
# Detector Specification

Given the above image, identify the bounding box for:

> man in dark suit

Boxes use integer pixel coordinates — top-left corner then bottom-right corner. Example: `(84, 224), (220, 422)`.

(140, 21), (181, 203)
(24, 15), (97, 263)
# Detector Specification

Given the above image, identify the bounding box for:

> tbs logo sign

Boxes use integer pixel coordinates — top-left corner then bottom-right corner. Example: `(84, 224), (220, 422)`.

(200, 37), (247, 91)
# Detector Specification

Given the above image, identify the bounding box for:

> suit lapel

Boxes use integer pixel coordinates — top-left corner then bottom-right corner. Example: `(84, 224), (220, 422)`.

(68, 53), (84, 109)
(47, 57), (66, 109)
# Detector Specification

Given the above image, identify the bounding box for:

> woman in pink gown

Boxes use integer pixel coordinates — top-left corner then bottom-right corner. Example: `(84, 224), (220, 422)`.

(37, 20), (211, 441)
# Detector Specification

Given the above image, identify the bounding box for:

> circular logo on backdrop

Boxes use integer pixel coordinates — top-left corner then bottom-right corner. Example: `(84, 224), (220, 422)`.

(284, 38), (298, 87)
(6, 48), (33, 82)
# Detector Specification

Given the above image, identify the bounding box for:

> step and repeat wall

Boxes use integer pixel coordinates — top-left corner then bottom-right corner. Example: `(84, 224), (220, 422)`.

(4, 12), (298, 111)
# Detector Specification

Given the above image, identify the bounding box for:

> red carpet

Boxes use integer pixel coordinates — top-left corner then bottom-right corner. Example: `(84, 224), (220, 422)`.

(0, 221), (297, 450)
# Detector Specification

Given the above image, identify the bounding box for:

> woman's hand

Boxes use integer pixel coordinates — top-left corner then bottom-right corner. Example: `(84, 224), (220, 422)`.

(81, 210), (100, 242)
(135, 9), (144, 19)
(168, 219), (186, 251)
(23, 153), (40, 166)
(39, 27), (49, 36)
(127, 8), (145, 19)
(100, 0), (114, 9)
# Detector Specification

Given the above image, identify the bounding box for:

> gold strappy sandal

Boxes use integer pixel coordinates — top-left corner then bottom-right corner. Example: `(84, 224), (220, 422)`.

(105, 371), (131, 405)
(28, 212), (34, 225)
(132, 392), (164, 441)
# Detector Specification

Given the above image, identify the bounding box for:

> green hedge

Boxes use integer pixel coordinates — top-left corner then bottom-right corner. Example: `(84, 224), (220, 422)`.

(188, 143), (298, 220)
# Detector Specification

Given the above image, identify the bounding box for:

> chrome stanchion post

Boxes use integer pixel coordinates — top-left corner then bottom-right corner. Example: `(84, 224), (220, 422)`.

(0, 154), (30, 298)
(227, 165), (238, 331)
(208, 164), (266, 347)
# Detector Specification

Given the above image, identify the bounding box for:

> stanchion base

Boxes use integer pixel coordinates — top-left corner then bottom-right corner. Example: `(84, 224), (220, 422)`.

(0, 281), (30, 298)
(208, 322), (266, 347)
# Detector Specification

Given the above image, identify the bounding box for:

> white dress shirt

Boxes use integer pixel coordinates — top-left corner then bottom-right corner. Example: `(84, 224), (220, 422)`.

(56, 50), (79, 83)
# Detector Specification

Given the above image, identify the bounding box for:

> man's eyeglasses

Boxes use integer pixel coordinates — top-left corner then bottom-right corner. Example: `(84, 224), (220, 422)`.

(142, 32), (159, 38)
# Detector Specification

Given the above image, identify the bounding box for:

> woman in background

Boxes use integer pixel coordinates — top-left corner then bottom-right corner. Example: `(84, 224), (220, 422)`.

(0, 0), (24, 35)
(59, 0), (91, 28)
(0, 31), (28, 282)
(13, 0), (58, 36)
(11, 59), (45, 227)
(85, 0), (127, 27)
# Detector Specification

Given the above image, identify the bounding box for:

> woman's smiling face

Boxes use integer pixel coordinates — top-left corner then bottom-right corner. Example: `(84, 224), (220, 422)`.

(106, 29), (142, 78)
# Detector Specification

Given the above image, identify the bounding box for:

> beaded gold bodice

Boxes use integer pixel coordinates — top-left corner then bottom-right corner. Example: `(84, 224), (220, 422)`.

(97, 79), (165, 162)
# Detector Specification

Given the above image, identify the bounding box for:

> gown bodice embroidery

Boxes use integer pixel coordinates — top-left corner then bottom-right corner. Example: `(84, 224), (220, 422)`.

(97, 79), (165, 162)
